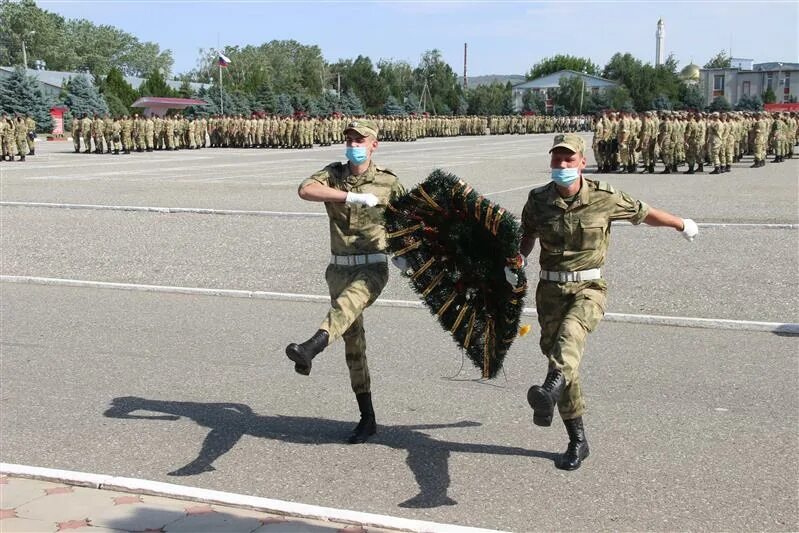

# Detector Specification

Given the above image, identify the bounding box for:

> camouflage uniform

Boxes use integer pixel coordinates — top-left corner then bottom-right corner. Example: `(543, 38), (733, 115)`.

(521, 135), (650, 422)
(299, 157), (405, 393)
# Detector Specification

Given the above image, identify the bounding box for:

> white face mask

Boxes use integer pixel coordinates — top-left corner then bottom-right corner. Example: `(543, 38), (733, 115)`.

(550, 168), (579, 186)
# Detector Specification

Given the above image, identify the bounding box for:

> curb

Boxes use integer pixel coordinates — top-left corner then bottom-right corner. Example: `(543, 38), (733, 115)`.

(0, 463), (506, 533)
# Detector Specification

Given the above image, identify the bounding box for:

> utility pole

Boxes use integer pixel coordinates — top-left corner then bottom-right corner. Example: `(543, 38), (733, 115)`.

(463, 43), (468, 90)
(21, 30), (35, 69)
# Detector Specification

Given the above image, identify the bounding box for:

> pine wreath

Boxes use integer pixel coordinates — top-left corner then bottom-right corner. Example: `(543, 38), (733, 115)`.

(385, 169), (527, 378)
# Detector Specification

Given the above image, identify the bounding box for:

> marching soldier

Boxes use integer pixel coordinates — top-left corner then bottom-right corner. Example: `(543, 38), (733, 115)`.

(284, 119), (405, 445)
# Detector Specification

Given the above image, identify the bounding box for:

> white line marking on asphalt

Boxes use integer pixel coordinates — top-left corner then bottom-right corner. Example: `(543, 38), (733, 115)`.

(3, 275), (796, 334)
(2, 201), (796, 229)
(0, 202), (326, 217)
(0, 463), (503, 533)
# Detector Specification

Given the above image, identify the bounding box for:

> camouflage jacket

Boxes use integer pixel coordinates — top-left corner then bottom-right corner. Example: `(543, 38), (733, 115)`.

(521, 178), (649, 272)
(300, 161), (405, 255)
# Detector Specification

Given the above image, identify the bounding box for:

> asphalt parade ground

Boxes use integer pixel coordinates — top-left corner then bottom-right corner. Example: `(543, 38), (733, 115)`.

(1, 134), (797, 532)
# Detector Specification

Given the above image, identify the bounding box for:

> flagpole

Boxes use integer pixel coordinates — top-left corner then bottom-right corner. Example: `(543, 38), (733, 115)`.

(219, 62), (223, 115)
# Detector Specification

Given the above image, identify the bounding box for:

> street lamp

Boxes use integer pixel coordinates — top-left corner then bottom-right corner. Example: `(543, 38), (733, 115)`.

(22, 30), (35, 69)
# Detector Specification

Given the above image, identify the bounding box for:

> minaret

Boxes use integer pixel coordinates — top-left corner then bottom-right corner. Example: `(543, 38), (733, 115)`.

(656, 18), (665, 66)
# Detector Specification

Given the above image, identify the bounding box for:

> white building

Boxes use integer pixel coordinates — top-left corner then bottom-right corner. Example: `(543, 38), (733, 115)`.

(511, 70), (617, 112)
(0, 67), (207, 101)
(698, 61), (799, 105)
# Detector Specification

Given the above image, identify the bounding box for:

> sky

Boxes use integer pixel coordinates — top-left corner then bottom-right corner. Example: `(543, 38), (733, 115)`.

(39, 0), (799, 78)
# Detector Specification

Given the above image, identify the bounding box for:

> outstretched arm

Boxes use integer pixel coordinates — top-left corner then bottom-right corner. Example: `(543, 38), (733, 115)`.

(644, 207), (698, 241)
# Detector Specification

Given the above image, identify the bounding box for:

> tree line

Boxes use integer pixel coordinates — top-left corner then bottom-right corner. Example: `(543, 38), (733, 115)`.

(1, 0), (774, 125)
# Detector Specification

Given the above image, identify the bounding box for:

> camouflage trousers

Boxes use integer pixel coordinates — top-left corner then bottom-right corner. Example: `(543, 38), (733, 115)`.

(319, 262), (389, 394)
(536, 279), (607, 420)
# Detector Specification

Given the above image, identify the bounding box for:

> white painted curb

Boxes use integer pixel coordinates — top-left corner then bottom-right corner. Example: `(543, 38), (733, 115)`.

(2, 275), (797, 334)
(0, 463), (505, 533)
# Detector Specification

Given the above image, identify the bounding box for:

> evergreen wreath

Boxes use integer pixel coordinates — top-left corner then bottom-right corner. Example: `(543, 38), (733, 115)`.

(385, 169), (527, 378)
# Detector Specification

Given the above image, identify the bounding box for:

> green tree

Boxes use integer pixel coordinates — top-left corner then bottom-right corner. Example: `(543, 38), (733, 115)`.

(253, 84), (276, 113)
(383, 95), (406, 115)
(377, 59), (414, 101)
(0, 65), (54, 131)
(413, 49), (462, 115)
(678, 84), (705, 110)
(100, 67), (138, 112)
(341, 90), (364, 115)
(651, 94), (673, 110)
(709, 95), (732, 111)
(553, 75), (590, 114)
(526, 54), (600, 80)
(604, 86), (634, 111)
(343, 55), (385, 114)
(138, 70), (175, 97)
(704, 50), (731, 69)
(465, 82), (511, 115)
(735, 94), (763, 111)
(522, 90), (545, 113)
(762, 87), (777, 104)
(404, 92), (421, 114)
(59, 74), (108, 116)
(275, 94), (294, 116)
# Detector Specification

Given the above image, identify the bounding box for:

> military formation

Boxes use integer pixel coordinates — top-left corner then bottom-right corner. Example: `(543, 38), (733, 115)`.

(593, 110), (797, 174)
(66, 112), (595, 154)
(0, 113), (36, 162)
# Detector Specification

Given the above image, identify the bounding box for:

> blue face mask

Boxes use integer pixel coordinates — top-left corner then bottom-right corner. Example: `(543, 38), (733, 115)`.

(551, 168), (580, 186)
(345, 146), (368, 164)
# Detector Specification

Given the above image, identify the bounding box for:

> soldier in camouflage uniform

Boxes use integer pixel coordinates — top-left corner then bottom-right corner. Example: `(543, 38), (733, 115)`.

(285, 119), (405, 445)
(13, 114), (29, 161)
(517, 133), (698, 471)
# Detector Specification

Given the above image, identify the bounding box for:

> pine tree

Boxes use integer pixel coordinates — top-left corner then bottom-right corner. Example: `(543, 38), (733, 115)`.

(60, 74), (109, 117)
(404, 93), (421, 114)
(253, 84), (276, 113)
(382, 95), (406, 116)
(275, 94), (294, 116)
(0, 66), (54, 132)
(341, 90), (364, 115)
(139, 70), (175, 97)
(102, 67), (138, 113)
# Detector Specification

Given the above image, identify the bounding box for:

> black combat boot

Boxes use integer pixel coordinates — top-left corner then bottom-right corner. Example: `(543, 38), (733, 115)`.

(710, 166), (721, 174)
(684, 164), (694, 174)
(555, 416), (590, 471)
(660, 166), (671, 174)
(18, 154), (25, 162)
(723, 165), (731, 173)
(28, 147), (34, 156)
(750, 160), (759, 168)
(697, 163), (704, 172)
(285, 329), (328, 376)
(113, 149), (119, 155)
(527, 369), (566, 427)
(348, 392), (377, 444)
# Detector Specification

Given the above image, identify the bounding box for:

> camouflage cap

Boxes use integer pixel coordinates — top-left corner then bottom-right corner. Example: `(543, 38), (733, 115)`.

(549, 133), (585, 154)
(343, 119), (378, 138)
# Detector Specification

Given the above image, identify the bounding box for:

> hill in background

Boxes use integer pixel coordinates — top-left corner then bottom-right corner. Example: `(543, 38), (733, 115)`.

(458, 74), (526, 87)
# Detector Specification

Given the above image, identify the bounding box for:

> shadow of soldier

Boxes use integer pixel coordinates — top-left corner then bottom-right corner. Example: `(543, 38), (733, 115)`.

(104, 396), (557, 509)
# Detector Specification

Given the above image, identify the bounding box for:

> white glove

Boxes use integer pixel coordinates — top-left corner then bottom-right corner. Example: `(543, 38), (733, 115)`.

(391, 256), (409, 271)
(681, 218), (699, 242)
(504, 266), (518, 286)
(345, 192), (379, 207)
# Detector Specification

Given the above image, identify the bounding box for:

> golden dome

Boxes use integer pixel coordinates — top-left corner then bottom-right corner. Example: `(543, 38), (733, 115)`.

(680, 63), (701, 81)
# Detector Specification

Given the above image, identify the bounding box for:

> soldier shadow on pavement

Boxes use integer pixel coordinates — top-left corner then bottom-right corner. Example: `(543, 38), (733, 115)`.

(104, 396), (558, 509)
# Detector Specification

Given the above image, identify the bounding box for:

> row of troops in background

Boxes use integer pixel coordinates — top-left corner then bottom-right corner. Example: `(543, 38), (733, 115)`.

(0, 113), (36, 162)
(71, 114), (212, 154)
(67, 113), (596, 153)
(593, 110), (797, 175)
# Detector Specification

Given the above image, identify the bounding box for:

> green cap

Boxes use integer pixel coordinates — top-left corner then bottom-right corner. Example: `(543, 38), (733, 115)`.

(343, 119), (379, 138)
(549, 133), (585, 154)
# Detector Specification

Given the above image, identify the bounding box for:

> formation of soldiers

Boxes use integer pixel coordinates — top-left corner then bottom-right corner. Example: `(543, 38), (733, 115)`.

(593, 110), (797, 174)
(0, 113), (36, 162)
(67, 112), (596, 153)
(71, 113), (213, 154)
